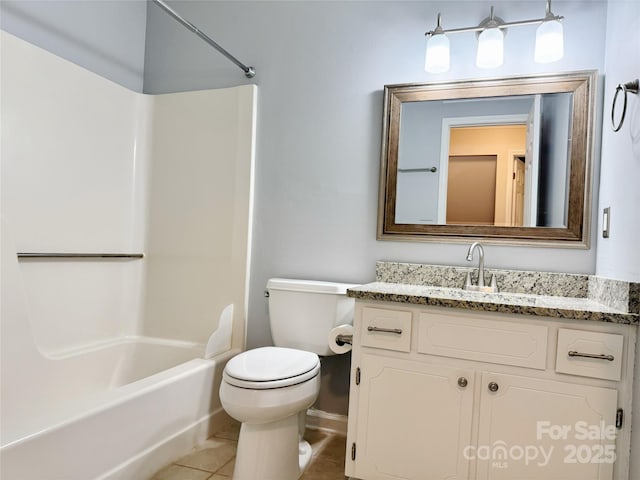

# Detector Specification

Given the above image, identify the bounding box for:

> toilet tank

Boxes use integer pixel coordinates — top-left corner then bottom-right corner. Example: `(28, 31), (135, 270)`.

(266, 278), (358, 356)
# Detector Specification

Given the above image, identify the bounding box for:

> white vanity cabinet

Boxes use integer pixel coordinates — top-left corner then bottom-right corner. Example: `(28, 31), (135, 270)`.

(351, 353), (475, 479)
(475, 372), (617, 480)
(345, 302), (636, 480)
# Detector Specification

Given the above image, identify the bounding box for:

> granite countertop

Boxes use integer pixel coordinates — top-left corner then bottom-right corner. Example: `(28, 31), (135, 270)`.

(347, 282), (638, 324)
(347, 262), (640, 325)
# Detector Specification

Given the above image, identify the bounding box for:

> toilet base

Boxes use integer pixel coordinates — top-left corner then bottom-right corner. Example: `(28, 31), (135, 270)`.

(232, 413), (312, 480)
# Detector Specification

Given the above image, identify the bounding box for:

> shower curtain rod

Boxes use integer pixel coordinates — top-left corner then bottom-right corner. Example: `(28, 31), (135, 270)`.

(152, 0), (256, 78)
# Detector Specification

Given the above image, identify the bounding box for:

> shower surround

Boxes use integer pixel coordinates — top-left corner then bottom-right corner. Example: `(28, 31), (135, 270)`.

(0, 31), (256, 479)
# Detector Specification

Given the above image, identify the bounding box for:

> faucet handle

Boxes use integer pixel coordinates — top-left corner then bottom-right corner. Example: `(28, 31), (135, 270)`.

(490, 274), (498, 291)
(464, 271), (473, 287)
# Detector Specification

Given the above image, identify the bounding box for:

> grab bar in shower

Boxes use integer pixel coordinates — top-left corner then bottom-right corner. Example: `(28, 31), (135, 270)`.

(17, 253), (144, 259)
(151, 0), (256, 78)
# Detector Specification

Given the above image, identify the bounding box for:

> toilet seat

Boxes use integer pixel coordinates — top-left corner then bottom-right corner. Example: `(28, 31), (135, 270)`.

(223, 346), (320, 390)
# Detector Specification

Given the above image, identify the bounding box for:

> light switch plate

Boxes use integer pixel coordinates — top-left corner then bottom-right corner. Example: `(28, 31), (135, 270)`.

(603, 207), (611, 238)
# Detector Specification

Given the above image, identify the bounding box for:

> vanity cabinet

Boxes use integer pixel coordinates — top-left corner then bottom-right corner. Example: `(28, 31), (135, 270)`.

(345, 303), (635, 480)
(352, 353), (474, 479)
(475, 372), (617, 480)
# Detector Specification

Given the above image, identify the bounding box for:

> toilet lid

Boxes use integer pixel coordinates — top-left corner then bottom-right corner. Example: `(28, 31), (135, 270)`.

(224, 347), (320, 389)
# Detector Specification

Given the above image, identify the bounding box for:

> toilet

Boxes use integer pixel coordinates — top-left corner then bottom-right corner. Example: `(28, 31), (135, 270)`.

(219, 278), (356, 480)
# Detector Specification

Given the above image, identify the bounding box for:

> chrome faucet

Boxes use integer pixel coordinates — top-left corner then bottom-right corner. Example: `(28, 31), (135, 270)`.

(466, 242), (486, 286)
(464, 242), (498, 292)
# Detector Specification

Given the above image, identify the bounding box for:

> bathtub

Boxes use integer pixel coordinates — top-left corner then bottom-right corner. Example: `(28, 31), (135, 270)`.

(0, 336), (237, 480)
(1, 33), (255, 479)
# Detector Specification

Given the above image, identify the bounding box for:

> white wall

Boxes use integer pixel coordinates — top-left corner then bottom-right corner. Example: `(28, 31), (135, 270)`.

(1, 31), (256, 356)
(0, 0), (147, 92)
(141, 85), (257, 347)
(1, 31), (146, 354)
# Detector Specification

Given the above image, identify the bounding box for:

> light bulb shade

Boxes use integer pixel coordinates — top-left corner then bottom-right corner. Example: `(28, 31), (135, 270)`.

(535, 20), (563, 63)
(425, 33), (450, 73)
(476, 27), (504, 68)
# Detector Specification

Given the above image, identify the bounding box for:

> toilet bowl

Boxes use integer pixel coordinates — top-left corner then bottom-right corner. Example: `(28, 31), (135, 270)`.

(219, 278), (356, 480)
(221, 346), (320, 424)
(220, 347), (320, 480)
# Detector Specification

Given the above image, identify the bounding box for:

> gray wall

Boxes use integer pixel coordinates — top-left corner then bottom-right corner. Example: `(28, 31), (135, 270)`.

(0, 0), (611, 416)
(0, 0), (147, 92)
(597, 1), (640, 478)
(144, 0), (608, 415)
(596, 0), (640, 283)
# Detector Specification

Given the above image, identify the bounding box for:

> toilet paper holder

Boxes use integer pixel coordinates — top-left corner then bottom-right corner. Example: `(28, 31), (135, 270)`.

(336, 334), (353, 345)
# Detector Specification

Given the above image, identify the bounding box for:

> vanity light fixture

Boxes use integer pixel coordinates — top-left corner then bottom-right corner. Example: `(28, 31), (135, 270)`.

(534, 1), (564, 63)
(475, 7), (504, 69)
(424, 0), (564, 73)
(424, 14), (450, 73)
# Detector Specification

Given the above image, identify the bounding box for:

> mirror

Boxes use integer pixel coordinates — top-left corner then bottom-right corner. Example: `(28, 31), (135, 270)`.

(378, 71), (596, 247)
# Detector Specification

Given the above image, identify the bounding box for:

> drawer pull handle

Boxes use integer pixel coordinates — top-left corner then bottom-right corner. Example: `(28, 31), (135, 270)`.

(488, 382), (499, 392)
(568, 351), (615, 362)
(367, 326), (403, 335)
(457, 377), (468, 388)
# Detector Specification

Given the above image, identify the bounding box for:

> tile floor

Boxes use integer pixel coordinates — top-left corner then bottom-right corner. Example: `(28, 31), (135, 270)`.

(150, 419), (349, 480)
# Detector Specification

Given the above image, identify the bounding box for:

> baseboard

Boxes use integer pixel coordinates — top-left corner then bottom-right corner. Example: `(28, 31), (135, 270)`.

(305, 408), (348, 435)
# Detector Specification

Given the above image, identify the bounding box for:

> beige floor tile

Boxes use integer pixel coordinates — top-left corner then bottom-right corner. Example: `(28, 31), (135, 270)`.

(213, 419), (241, 441)
(304, 428), (331, 456)
(300, 434), (348, 480)
(300, 453), (348, 480)
(175, 438), (237, 473)
(318, 434), (347, 463)
(164, 428), (348, 479)
(150, 464), (212, 480)
(216, 457), (235, 476)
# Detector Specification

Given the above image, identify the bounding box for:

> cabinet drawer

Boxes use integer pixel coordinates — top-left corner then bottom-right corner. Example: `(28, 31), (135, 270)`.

(417, 311), (548, 369)
(556, 328), (623, 381)
(361, 307), (412, 352)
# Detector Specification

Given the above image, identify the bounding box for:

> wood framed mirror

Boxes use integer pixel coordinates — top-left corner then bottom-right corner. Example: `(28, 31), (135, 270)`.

(377, 70), (596, 247)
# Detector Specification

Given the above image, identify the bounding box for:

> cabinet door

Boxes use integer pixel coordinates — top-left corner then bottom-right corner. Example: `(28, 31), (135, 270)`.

(477, 372), (617, 480)
(351, 353), (474, 480)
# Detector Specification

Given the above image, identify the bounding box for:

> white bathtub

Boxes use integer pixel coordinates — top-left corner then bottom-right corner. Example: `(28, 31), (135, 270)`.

(0, 337), (236, 480)
(1, 33), (255, 480)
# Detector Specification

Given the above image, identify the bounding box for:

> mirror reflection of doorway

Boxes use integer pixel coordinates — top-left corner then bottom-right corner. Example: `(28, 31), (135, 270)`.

(446, 124), (528, 226)
(511, 155), (526, 226)
(447, 155), (497, 225)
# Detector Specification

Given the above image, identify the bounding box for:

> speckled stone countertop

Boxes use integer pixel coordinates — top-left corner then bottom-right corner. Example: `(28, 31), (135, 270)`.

(346, 262), (639, 325)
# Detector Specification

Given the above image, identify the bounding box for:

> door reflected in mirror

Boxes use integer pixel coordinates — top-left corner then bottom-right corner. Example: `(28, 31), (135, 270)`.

(395, 93), (573, 229)
(379, 71), (595, 246)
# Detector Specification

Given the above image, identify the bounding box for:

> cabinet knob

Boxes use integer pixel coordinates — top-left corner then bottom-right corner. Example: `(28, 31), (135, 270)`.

(488, 381), (499, 392)
(457, 377), (468, 388)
